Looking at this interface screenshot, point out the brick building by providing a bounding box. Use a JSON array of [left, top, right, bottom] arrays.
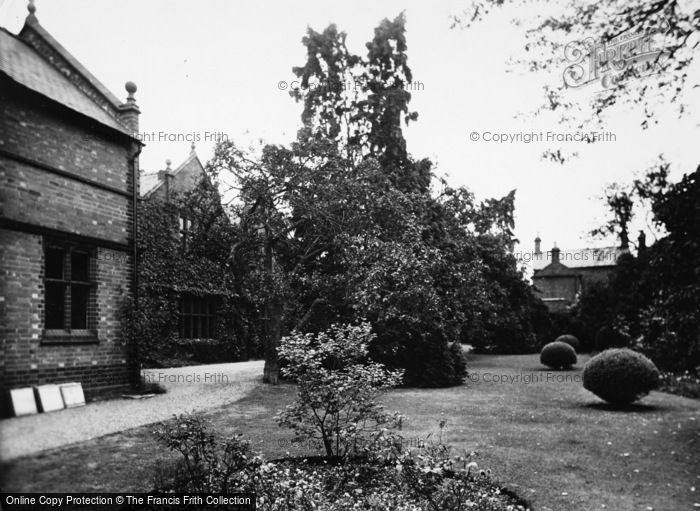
[[140, 147, 225, 344], [0, 2, 142, 405], [136, 147, 249, 363], [141, 144, 206, 202], [530, 236, 622, 312]]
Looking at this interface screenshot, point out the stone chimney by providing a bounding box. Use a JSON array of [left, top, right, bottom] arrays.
[[534, 235, 541, 255], [118, 81, 140, 135], [158, 159, 174, 199], [551, 244, 560, 264]]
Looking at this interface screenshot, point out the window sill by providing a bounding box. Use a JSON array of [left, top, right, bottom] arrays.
[[42, 330, 99, 345]]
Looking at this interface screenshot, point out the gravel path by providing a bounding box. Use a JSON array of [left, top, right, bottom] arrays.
[[0, 360, 264, 460]]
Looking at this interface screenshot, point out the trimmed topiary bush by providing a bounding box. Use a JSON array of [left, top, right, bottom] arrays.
[[540, 341, 577, 369], [555, 334, 580, 351], [583, 348, 660, 405]]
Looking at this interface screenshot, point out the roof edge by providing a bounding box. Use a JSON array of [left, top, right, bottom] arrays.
[[18, 15, 127, 124]]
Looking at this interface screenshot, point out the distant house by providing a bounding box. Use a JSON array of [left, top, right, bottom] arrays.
[[138, 148, 242, 361], [0, 2, 142, 402], [141, 144, 206, 202], [530, 236, 623, 312]]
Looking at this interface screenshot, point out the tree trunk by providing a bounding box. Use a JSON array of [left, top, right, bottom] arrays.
[[263, 356, 280, 384], [262, 235, 283, 384], [263, 299, 283, 384]]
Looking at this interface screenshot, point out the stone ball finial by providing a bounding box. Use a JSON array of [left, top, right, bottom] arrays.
[[165, 159, 172, 169], [27, 0, 36, 14], [125, 81, 137, 100]]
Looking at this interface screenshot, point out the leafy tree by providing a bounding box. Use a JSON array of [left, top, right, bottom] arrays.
[[590, 159, 672, 248], [212, 13, 548, 384], [590, 183, 635, 249], [209, 138, 398, 383], [453, 0, 700, 127], [639, 165, 700, 370], [576, 164, 700, 370], [292, 13, 430, 193], [453, 0, 699, 162]]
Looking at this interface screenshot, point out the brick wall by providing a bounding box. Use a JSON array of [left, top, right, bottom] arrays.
[[0, 86, 134, 245], [0, 84, 137, 406], [1, 158, 131, 244], [0, 86, 131, 192], [0, 231, 132, 398]]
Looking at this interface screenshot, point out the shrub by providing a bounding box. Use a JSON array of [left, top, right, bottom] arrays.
[[277, 323, 404, 459], [635, 304, 700, 373], [594, 326, 630, 351], [583, 348, 660, 405], [659, 366, 700, 399], [153, 414, 530, 510], [540, 341, 577, 369], [153, 414, 259, 492], [658, 368, 700, 399], [371, 321, 468, 387], [447, 342, 468, 383], [555, 334, 580, 351]]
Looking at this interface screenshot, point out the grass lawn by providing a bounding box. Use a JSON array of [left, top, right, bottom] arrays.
[[1, 353, 698, 510]]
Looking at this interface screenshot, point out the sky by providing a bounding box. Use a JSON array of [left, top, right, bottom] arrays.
[[1, 0, 698, 261]]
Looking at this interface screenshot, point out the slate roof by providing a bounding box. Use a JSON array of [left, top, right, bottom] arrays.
[[0, 12, 131, 135], [528, 247, 622, 272], [140, 172, 163, 197], [140, 151, 204, 198]]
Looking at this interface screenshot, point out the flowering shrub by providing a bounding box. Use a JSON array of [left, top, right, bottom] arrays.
[[153, 414, 260, 492], [658, 368, 700, 399], [277, 323, 405, 459], [152, 414, 530, 510]]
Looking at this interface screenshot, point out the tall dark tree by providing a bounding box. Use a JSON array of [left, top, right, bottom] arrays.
[[209, 138, 412, 383], [575, 164, 700, 370], [590, 183, 635, 249], [292, 13, 430, 193]]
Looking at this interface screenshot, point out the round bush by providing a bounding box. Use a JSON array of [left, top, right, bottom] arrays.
[[583, 348, 660, 405], [555, 334, 580, 351], [540, 341, 577, 369]]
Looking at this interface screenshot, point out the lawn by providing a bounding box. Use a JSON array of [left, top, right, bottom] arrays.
[[1, 353, 698, 511]]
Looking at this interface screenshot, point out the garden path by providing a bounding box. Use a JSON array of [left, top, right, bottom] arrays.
[[0, 360, 264, 460]]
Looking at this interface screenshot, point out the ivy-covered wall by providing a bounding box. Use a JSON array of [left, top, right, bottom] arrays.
[[128, 179, 262, 368]]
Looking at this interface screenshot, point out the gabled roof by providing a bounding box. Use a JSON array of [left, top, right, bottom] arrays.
[[530, 246, 622, 272], [140, 172, 163, 197], [532, 261, 584, 278], [0, 7, 132, 135], [140, 150, 206, 198]]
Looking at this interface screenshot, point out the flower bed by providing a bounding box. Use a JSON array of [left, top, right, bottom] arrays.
[[152, 324, 530, 510], [153, 414, 530, 511], [658, 369, 700, 399]]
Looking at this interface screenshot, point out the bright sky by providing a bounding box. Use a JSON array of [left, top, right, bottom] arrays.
[[1, 0, 698, 259]]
